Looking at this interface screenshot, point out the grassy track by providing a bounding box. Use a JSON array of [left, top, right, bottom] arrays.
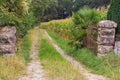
[[39, 30, 86, 80], [46, 30, 120, 80]]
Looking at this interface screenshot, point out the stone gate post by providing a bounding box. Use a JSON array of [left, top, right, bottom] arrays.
[[97, 20, 117, 57], [0, 27, 17, 55]]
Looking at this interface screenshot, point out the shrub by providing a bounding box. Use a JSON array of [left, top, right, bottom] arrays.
[[16, 12, 36, 37], [107, 0, 120, 33], [71, 7, 100, 49], [0, 0, 36, 37]]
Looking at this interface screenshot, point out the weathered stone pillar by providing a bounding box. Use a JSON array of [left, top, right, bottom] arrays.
[[0, 27, 17, 54], [97, 20, 117, 57]]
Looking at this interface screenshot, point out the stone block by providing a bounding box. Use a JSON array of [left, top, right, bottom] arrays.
[[98, 45, 113, 57], [97, 36, 115, 45], [97, 20, 117, 28], [0, 27, 16, 54], [114, 41, 120, 55], [98, 28, 115, 36], [97, 20, 117, 57]]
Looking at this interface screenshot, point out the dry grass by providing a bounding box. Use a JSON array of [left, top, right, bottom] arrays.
[[0, 55, 25, 80]]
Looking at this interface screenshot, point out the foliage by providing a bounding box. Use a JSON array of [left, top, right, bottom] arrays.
[[0, 0, 36, 37], [107, 0, 120, 33], [40, 7, 107, 50], [57, 0, 73, 18], [73, 0, 110, 12], [47, 30, 120, 80], [40, 18, 74, 39], [71, 7, 102, 49], [32, 0, 73, 22], [32, 0, 58, 21]]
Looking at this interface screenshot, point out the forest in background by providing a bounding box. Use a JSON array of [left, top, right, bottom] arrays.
[[0, 0, 110, 37]]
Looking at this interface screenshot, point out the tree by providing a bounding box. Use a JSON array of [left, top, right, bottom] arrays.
[[32, 0, 58, 21], [57, 0, 73, 18], [73, 0, 110, 12], [107, 0, 120, 33]]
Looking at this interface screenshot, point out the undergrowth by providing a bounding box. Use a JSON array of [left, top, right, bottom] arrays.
[[39, 36, 86, 80], [47, 30, 120, 80]]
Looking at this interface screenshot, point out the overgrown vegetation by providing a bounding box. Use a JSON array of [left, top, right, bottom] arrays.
[[41, 7, 107, 51], [47, 30, 120, 80], [0, 0, 36, 37], [40, 18, 74, 39], [39, 37, 86, 80], [71, 7, 100, 49]]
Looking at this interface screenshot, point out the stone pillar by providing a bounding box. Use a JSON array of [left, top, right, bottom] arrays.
[[0, 27, 17, 54], [97, 20, 117, 57]]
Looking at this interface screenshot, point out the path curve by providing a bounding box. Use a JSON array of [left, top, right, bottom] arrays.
[[43, 29, 110, 80], [19, 28, 46, 80]]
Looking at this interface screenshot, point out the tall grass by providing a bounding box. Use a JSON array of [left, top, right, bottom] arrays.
[[47, 30, 120, 80], [39, 38, 86, 80], [0, 56, 25, 80], [40, 18, 74, 39]]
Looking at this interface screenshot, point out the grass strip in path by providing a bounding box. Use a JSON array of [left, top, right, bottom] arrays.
[[18, 28, 46, 80], [39, 30, 86, 80]]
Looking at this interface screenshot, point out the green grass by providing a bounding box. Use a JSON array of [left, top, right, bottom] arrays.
[[18, 30, 34, 62], [39, 37, 86, 80], [47, 30, 120, 80]]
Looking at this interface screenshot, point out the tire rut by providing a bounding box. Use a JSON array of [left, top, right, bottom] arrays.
[[18, 28, 46, 80]]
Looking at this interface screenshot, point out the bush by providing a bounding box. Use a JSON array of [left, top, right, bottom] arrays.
[[71, 7, 101, 49], [16, 12, 36, 37], [0, 0, 36, 37], [107, 0, 120, 33], [71, 7, 100, 49]]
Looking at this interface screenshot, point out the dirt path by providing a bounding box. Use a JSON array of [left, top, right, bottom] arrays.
[[42, 29, 110, 80], [19, 28, 46, 80]]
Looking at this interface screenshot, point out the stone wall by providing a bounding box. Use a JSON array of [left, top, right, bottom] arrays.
[[0, 27, 17, 54], [97, 20, 117, 57]]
